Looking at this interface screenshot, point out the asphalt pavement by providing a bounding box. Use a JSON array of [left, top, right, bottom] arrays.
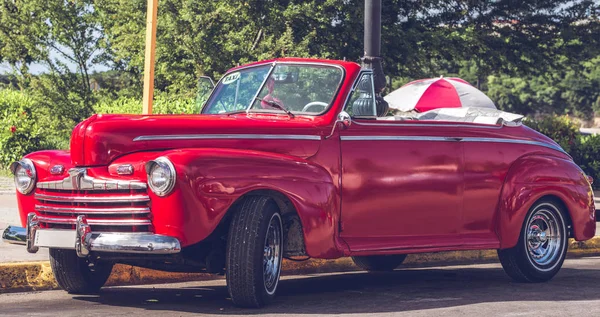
[[1, 258, 600, 316]]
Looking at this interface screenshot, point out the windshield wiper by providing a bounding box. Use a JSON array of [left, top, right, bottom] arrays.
[[254, 97, 295, 118]]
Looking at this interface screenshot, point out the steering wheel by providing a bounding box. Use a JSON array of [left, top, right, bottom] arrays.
[[301, 101, 328, 113]]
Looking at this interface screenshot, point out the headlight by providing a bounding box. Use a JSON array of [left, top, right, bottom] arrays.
[[9, 159, 36, 194], [145, 157, 176, 196]]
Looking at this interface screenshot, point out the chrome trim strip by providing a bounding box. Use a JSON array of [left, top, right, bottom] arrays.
[[461, 137, 567, 155], [36, 216, 152, 226], [2, 226, 26, 245], [35, 205, 151, 215], [35, 193, 150, 204], [340, 136, 568, 155], [133, 134, 322, 142], [370, 73, 377, 116], [341, 136, 456, 142], [37, 168, 146, 191], [351, 119, 506, 129]]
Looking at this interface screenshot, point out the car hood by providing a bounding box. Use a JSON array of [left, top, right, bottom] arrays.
[[70, 113, 325, 166]]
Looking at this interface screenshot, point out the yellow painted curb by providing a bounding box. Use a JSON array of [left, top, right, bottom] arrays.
[[2, 237, 599, 294]]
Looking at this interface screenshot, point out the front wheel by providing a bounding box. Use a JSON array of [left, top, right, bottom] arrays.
[[49, 249, 113, 294], [226, 196, 283, 308], [498, 199, 568, 283]]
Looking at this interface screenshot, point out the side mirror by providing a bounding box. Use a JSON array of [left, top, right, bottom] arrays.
[[338, 111, 351, 128], [325, 111, 352, 139]]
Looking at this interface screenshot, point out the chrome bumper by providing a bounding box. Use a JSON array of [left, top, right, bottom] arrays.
[[2, 212, 181, 257], [2, 225, 26, 245]]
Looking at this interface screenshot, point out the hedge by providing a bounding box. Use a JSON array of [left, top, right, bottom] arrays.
[[0, 90, 48, 169], [525, 116, 600, 189]]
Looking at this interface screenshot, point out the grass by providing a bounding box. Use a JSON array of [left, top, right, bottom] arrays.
[[0, 169, 11, 178]]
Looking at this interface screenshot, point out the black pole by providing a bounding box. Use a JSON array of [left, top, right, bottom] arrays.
[[363, 0, 386, 93]]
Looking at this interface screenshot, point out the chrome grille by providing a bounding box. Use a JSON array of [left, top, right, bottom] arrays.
[[34, 169, 152, 232]]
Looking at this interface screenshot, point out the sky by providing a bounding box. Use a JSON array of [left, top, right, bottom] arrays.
[[0, 50, 110, 75]]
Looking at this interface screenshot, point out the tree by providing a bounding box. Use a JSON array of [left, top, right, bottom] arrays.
[[0, 0, 104, 133]]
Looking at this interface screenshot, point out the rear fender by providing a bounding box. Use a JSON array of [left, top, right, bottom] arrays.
[[497, 154, 595, 249], [150, 148, 343, 258]]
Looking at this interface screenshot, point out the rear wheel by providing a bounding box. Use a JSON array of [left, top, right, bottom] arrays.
[[49, 249, 113, 294], [351, 254, 407, 272], [226, 196, 283, 308], [498, 199, 568, 282]]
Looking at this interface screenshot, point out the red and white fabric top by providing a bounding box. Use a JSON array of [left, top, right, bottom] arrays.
[[384, 77, 496, 112]]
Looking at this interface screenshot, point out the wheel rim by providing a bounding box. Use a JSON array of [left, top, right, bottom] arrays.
[[525, 204, 564, 270], [263, 213, 282, 295]]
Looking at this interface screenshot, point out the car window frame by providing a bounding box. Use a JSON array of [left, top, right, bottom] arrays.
[[201, 61, 347, 116]]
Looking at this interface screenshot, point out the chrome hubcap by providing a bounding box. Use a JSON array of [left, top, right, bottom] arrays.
[[526, 206, 563, 268], [263, 213, 282, 295]]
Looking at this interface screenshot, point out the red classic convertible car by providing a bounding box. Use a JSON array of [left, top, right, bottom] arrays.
[[2, 57, 596, 307]]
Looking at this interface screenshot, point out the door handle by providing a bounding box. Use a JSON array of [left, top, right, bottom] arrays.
[[445, 137, 463, 142]]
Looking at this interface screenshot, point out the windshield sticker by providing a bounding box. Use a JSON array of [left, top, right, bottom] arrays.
[[222, 72, 241, 85]]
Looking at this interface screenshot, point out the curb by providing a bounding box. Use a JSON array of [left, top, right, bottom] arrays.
[[2, 237, 600, 294]]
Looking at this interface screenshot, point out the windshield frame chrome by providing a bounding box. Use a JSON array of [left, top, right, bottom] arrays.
[[201, 61, 346, 116]]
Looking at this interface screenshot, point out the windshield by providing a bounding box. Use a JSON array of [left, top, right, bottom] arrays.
[[202, 63, 344, 115]]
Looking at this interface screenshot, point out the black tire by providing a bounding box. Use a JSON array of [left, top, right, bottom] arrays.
[[351, 254, 407, 272], [49, 249, 113, 294], [226, 196, 283, 308], [497, 199, 568, 283]]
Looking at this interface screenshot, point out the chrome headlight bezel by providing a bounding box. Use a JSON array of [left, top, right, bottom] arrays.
[[10, 158, 37, 195], [145, 157, 176, 197]]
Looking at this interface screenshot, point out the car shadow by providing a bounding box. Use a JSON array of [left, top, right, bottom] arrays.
[[72, 264, 600, 315]]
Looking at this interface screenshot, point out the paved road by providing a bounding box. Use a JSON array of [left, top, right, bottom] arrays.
[[1, 258, 600, 316]]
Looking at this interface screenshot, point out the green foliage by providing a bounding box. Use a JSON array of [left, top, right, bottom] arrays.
[[524, 116, 580, 153], [94, 94, 197, 115], [525, 115, 600, 189], [486, 57, 600, 117], [577, 135, 600, 190], [0, 90, 47, 168]]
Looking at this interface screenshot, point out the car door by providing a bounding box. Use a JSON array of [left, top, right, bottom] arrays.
[[339, 71, 465, 252]]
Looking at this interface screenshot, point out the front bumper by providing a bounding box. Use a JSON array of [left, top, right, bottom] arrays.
[[2, 212, 181, 257]]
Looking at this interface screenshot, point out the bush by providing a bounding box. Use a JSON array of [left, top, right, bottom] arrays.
[[523, 116, 580, 154], [94, 93, 198, 115], [0, 90, 48, 168], [577, 135, 600, 190], [525, 115, 600, 189]]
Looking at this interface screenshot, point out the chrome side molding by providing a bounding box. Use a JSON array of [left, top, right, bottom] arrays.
[[133, 134, 322, 142]]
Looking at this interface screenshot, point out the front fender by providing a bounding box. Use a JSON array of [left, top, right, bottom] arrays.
[[497, 154, 596, 249], [149, 148, 342, 258]]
